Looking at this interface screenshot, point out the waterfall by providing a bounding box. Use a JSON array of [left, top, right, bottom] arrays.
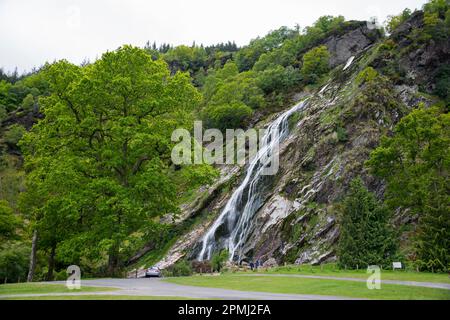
[[197, 100, 308, 262]]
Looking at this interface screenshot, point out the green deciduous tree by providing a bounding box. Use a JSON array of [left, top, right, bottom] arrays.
[[301, 45, 330, 84], [0, 241, 30, 283], [0, 200, 20, 241], [202, 103, 253, 132], [386, 9, 412, 33], [20, 45, 203, 279], [256, 65, 302, 93]]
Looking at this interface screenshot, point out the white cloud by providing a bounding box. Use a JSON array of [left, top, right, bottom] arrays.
[[0, 0, 427, 73]]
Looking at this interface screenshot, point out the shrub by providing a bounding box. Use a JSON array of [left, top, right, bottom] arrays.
[[211, 250, 229, 272], [434, 64, 450, 102], [301, 45, 330, 84], [336, 126, 348, 142], [385, 9, 412, 33], [162, 260, 193, 277], [256, 65, 302, 93], [0, 200, 20, 240], [4, 124, 26, 146], [355, 67, 379, 86], [202, 103, 253, 131], [0, 105, 6, 121], [55, 269, 68, 281], [0, 241, 30, 283], [21, 93, 35, 111]]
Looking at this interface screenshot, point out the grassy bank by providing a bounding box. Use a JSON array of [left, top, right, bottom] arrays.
[[240, 264, 450, 284], [0, 283, 117, 296], [165, 274, 450, 300]]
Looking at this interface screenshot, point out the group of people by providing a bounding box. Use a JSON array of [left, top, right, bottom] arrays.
[[249, 260, 261, 271]]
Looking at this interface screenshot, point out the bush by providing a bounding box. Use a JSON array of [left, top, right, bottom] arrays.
[[434, 64, 450, 102], [162, 260, 193, 277], [55, 269, 68, 281], [21, 93, 35, 111], [336, 126, 348, 142], [0, 200, 20, 240], [0, 241, 30, 283], [385, 9, 412, 33], [202, 103, 253, 131], [191, 260, 213, 273], [4, 124, 26, 146], [0, 105, 6, 121], [256, 65, 302, 93], [211, 250, 229, 272], [301, 45, 330, 84], [356, 67, 379, 85]]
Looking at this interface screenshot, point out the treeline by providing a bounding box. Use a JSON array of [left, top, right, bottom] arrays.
[[337, 0, 449, 272]]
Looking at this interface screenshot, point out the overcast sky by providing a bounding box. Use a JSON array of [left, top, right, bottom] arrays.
[[0, 0, 427, 74]]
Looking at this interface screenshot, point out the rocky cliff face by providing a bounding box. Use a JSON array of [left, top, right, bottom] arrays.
[[154, 13, 446, 268]]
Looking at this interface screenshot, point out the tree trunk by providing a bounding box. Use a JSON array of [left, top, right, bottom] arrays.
[[107, 244, 119, 277], [27, 230, 38, 282], [46, 244, 56, 281]]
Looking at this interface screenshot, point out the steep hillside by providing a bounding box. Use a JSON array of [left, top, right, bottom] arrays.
[[153, 10, 448, 270]]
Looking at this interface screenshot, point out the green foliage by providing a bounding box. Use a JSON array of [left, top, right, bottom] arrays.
[[3, 124, 26, 146], [355, 67, 379, 85], [312, 15, 346, 33], [19, 46, 207, 276], [386, 9, 412, 33], [336, 126, 348, 142], [301, 45, 330, 84], [164, 45, 207, 74], [211, 250, 229, 272], [0, 200, 20, 241], [256, 65, 301, 93], [162, 260, 193, 277], [337, 178, 397, 269], [434, 64, 450, 102], [0, 241, 30, 283], [421, 0, 450, 42], [21, 93, 35, 111], [423, 0, 448, 16], [203, 62, 265, 110], [0, 105, 6, 122], [367, 105, 449, 272], [346, 69, 402, 122], [236, 26, 299, 72], [202, 103, 253, 131]]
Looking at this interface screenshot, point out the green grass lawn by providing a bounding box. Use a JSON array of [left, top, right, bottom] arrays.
[[0, 283, 118, 296], [165, 274, 450, 300], [252, 264, 450, 284], [3, 295, 199, 300]]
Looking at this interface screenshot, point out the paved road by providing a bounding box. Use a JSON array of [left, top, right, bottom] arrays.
[[246, 274, 450, 290], [0, 278, 360, 300], [2, 274, 449, 300]]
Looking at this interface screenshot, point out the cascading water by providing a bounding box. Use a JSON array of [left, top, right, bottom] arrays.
[[197, 100, 308, 262]]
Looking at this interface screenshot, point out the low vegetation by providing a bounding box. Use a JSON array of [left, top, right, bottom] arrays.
[[165, 274, 450, 300]]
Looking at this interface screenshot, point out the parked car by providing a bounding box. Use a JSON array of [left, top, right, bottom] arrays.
[[145, 266, 161, 278]]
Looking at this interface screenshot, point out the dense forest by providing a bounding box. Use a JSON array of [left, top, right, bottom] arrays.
[[0, 0, 448, 283]]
